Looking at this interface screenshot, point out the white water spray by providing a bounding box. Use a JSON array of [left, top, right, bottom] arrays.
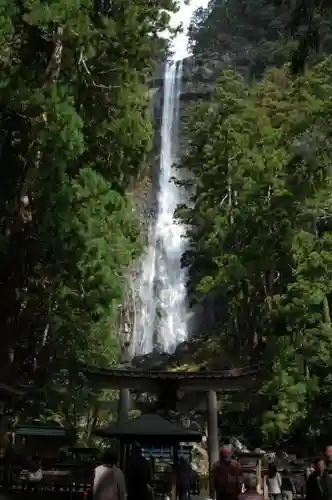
[[131, 58, 188, 356]]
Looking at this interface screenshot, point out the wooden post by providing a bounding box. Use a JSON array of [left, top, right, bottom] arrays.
[[207, 390, 219, 499], [117, 330, 131, 423], [118, 331, 131, 469], [118, 390, 130, 469], [118, 389, 130, 422], [172, 444, 179, 500], [256, 458, 262, 493]]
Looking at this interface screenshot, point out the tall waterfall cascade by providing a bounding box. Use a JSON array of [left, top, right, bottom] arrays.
[[131, 57, 188, 356]]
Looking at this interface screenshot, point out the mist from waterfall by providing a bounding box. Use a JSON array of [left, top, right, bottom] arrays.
[[131, 58, 188, 356]]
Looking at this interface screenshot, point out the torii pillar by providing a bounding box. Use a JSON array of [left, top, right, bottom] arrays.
[[118, 336, 131, 421], [207, 390, 219, 498], [117, 332, 131, 469]]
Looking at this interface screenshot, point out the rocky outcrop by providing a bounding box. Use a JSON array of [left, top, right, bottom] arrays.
[[150, 53, 227, 99], [130, 335, 237, 376], [131, 339, 201, 370]]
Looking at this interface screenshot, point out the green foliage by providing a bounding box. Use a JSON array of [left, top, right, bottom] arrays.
[[266, 0, 332, 72], [188, 0, 332, 78], [188, 0, 293, 79], [178, 58, 332, 446], [0, 0, 176, 423]]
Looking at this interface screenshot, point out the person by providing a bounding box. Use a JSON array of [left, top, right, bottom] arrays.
[[21, 454, 43, 484], [281, 469, 296, 500], [239, 474, 263, 500], [326, 447, 332, 477], [27, 459, 43, 483], [175, 457, 194, 500], [266, 464, 282, 500], [306, 456, 332, 500], [93, 450, 126, 500], [212, 446, 241, 500], [126, 443, 153, 500], [304, 462, 314, 484]]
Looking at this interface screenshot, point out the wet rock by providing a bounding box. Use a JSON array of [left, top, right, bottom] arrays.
[[130, 338, 202, 370], [131, 350, 171, 370], [174, 340, 193, 357]]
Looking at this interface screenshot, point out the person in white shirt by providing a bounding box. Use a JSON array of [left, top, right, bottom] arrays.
[[266, 464, 282, 500], [27, 455, 43, 483], [93, 450, 126, 500]]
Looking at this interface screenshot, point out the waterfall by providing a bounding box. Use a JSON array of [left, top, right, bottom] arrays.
[[131, 59, 188, 356]]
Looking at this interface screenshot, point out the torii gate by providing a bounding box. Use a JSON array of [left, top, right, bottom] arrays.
[[82, 363, 260, 496]]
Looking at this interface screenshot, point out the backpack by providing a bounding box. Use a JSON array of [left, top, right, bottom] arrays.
[[214, 460, 239, 494], [281, 476, 295, 493]]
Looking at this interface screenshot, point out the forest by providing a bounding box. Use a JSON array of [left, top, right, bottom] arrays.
[[1, 0, 332, 450], [0, 0, 176, 438], [181, 0, 332, 448]]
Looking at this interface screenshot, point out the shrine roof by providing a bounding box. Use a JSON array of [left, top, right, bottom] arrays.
[[15, 420, 69, 438], [94, 413, 203, 443]]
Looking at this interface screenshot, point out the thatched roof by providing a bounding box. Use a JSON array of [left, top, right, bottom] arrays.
[[94, 413, 203, 443]]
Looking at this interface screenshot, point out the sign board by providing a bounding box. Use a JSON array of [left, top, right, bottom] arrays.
[[142, 444, 193, 459]]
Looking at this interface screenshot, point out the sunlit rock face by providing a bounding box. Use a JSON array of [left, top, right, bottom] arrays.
[[123, 54, 217, 351]]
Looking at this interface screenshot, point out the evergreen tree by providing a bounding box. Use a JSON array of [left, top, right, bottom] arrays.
[[189, 0, 332, 77], [178, 59, 332, 445], [188, 0, 293, 79], [0, 0, 176, 413], [267, 0, 332, 72]]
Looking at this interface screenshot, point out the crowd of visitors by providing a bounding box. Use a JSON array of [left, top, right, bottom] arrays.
[[92, 444, 199, 500], [211, 445, 332, 500], [91, 443, 332, 500]]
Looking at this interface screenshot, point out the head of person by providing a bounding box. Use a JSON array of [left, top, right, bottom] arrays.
[[220, 446, 231, 462], [326, 446, 332, 468], [314, 456, 325, 475], [282, 468, 289, 476], [268, 464, 278, 478], [102, 449, 118, 468], [243, 474, 257, 493]]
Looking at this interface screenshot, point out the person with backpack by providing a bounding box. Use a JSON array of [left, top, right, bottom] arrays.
[[266, 464, 282, 500], [281, 469, 296, 500], [212, 446, 241, 500], [126, 444, 153, 500], [175, 457, 194, 500], [93, 450, 126, 500]]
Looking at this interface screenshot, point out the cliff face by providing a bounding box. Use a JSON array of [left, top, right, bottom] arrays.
[[120, 55, 216, 355], [151, 55, 218, 100], [117, 86, 162, 345]]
